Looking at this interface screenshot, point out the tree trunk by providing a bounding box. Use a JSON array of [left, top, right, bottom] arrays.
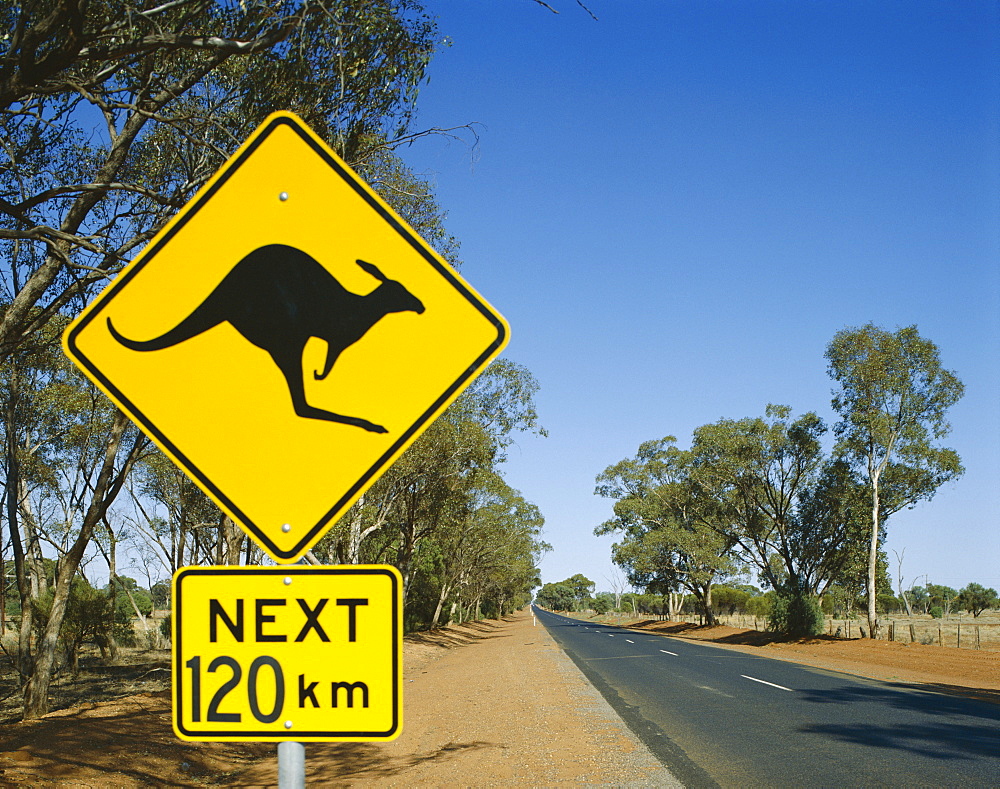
[[396, 518, 416, 604], [701, 584, 717, 626], [867, 470, 881, 640], [219, 515, 244, 565], [23, 411, 136, 719], [430, 582, 452, 629], [6, 383, 37, 680]]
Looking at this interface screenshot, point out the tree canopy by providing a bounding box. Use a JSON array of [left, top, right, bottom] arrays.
[[826, 323, 964, 639], [594, 325, 965, 639], [1, 0, 548, 721]]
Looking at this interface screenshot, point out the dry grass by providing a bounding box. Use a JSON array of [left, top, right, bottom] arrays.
[[599, 610, 1000, 651]]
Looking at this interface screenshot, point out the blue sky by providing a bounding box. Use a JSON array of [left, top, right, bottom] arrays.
[[401, 1, 1000, 594]]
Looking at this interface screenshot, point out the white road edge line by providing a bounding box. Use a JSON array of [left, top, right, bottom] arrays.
[[741, 674, 793, 691], [659, 649, 678, 656]]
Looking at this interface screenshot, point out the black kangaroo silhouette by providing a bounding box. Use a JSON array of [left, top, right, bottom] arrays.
[[107, 243, 424, 434]]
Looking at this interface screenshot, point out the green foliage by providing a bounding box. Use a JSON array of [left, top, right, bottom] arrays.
[[925, 584, 958, 614], [691, 405, 829, 593], [160, 613, 172, 640], [595, 436, 741, 625], [536, 582, 575, 611], [820, 585, 855, 617], [150, 582, 170, 610], [32, 576, 114, 670], [768, 588, 824, 639], [826, 324, 964, 638], [711, 585, 753, 615], [745, 592, 774, 619], [929, 606, 944, 619], [957, 583, 999, 617], [2, 0, 515, 719]]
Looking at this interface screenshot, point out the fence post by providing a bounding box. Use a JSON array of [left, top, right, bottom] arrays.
[[957, 622, 961, 649], [976, 626, 980, 650], [938, 623, 942, 646], [909, 624, 916, 643]]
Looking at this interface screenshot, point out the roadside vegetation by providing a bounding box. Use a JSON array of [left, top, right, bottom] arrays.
[[538, 578, 998, 629], [0, 0, 547, 722], [587, 327, 968, 641]]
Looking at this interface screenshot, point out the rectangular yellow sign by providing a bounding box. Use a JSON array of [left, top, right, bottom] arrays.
[[172, 566, 401, 742]]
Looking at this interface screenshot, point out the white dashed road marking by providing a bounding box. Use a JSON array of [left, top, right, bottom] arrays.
[[660, 649, 678, 656], [741, 674, 793, 691]]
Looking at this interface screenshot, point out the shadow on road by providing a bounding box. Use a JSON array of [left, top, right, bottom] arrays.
[[796, 681, 1000, 760], [800, 719, 999, 761]]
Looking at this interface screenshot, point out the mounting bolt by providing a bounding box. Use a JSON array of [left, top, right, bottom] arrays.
[[284, 720, 293, 729], [279, 191, 289, 201], [283, 577, 292, 586], [281, 523, 291, 533]]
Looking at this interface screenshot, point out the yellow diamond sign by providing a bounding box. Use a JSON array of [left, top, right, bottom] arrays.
[[63, 112, 508, 563]]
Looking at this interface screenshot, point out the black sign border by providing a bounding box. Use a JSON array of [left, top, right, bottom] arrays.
[[65, 114, 507, 561], [172, 566, 400, 740]]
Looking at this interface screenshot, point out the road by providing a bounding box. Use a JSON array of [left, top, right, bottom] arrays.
[[534, 607, 1000, 788]]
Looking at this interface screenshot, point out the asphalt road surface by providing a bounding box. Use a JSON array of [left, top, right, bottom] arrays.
[[534, 607, 1000, 788]]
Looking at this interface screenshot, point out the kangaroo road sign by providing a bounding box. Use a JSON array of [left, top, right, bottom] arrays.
[[172, 566, 401, 742], [63, 112, 509, 562]]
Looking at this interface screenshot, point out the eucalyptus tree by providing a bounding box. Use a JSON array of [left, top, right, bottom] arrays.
[[1, 0, 443, 719], [956, 583, 998, 618], [596, 437, 741, 624], [316, 360, 544, 583], [426, 476, 544, 627], [1, 0, 440, 361], [460, 484, 545, 620], [535, 581, 574, 611], [826, 324, 964, 639], [0, 327, 147, 716], [689, 406, 829, 595], [128, 448, 246, 574], [1, 313, 72, 675]]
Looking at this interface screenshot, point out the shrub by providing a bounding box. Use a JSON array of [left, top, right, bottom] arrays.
[[746, 592, 773, 619], [160, 613, 172, 640], [768, 589, 824, 638], [929, 606, 944, 619]]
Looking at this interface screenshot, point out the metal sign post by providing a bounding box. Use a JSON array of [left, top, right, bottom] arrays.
[[278, 741, 305, 788]]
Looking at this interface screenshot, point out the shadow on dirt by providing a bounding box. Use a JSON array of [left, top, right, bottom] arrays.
[[0, 656, 171, 725], [0, 616, 523, 785], [406, 619, 509, 651], [0, 690, 271, 786], [219, 740, 501, 785]]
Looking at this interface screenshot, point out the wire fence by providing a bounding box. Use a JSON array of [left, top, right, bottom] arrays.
[[696, 612, 999, 650], [595, 610, 1000, 651]]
